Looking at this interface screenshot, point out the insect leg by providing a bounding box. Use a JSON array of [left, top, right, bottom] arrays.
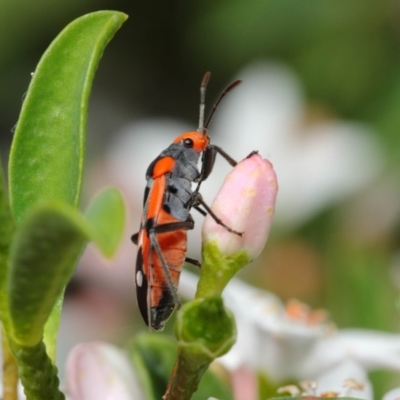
[[132, 217, 195, 245], [193, 206, 207, 217], [152, 220, 201, 268], [152, 219, 195, 235], [149, 231, 181, 309], [185, 257, 201, 268], [195, 144, 238, 192], [210, 144, 238, 167], [193, 192, 243, 236], [153, 220, 201, 266]]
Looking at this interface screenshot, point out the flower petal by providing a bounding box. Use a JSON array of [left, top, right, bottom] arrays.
[[303, 329, 400, 377], [66, 342, 144, 400], [383, 386, 400, 400], [202, 153, 278, 259], [316, 359, 372, 399]]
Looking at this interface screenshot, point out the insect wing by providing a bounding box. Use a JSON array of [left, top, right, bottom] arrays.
[[135, 175, 186, 330]]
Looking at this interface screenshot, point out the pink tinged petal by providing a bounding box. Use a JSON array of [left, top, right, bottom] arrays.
[[202, 153, 278, 259], [66, 342, 144, 400], [231, 365, 258, 400]]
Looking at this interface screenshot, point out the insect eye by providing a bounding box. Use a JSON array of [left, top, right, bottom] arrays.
[[183, 138, 194, 148]]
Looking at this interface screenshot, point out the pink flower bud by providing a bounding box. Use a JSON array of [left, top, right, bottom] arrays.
[[66, 342, 144, 400], [202, 153, 278, 259]]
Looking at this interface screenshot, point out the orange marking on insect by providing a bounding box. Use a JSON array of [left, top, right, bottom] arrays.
[[146, 176, 166, 220], [152, 156, 175, 178], [173, 131, 210, 152]]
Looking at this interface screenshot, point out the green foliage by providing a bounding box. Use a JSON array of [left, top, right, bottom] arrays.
[[0, 159, 15, 330], [8, 188, 125, 347], [8, 11, 127, 223], [0, 10, 127, 399]]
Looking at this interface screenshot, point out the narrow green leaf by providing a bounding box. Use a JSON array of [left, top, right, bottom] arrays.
[[9, 203, 86, 346], [0, 156, 15, 328], [43, 186, 126, 358], [8, 10, 128, 223], [43, 295, 64, 362], [85, 187, 126, 257], [8, 187, 125, 346]]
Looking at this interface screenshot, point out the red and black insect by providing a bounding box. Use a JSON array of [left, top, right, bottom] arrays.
[[131, 73, 242, 330]]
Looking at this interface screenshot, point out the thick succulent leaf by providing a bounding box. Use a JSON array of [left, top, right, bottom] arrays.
[[8, 187, 125, 347], [85, 187, 126, 257], [43, 186, 126, 359], [8, 10, 127, 223], [0, 157, 15, 329], [43, 295, 64, 362]]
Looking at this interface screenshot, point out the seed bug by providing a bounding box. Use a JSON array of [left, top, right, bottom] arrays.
[[132, 73, 242, 330]]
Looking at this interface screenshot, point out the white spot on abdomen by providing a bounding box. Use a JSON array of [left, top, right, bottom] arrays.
[[136, 271, 143, 287]]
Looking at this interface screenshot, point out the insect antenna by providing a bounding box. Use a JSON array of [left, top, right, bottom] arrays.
[[198, 71, 211, 133], [203, 78, 242, 131]]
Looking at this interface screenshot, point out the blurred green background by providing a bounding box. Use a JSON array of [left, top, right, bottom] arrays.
[[2, 0, 400, 397]]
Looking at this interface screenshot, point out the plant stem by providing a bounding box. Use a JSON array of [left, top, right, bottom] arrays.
[[163, 346, 210, 400], [163, 298, 236, 400], [2, 327, 18, 400], [11, 339, 65, 400]]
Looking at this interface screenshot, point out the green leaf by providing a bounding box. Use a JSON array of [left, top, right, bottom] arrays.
[[43, 186, 125, 359], [43, 186, 126, 359], [130, 334, 234, 400], [85, 187, 126, 257], [8, 10, 128, 223], [43, 295, 64, 362], [0, 156, 15, 329], [8, 187, 125, 347]]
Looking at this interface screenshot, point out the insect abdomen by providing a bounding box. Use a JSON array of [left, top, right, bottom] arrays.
[[148, 229, 187, 330]]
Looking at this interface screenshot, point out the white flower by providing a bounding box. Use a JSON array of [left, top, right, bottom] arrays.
[[278, 360, 373, 399], [383, 386, 400, 400], [179, 271, 400, 385], [303, 328, 400, 376], [313, 360, 372, 399]]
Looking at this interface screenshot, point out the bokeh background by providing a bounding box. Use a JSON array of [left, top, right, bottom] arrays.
[[2, 0, 400, 397]]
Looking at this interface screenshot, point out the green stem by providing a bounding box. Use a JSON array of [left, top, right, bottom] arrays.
[[164, 297, 236, 400], [195, 241, 250, 299], [11, 339, 64, 400], [163, 345, 211, 400], [2, 328, 18, 400]]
